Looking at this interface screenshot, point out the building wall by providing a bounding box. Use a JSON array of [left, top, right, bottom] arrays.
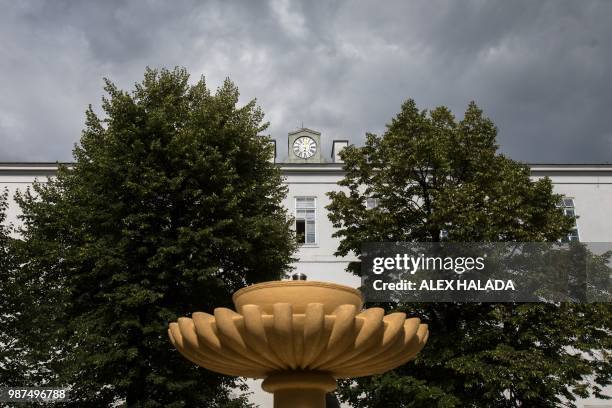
[[1, 162, 611, 407], [531, 165, 612, 242], [0, 164, 59, 232], [281, 164, 358, 286], [282, 163, 612, 287], [2, 163, 612, 282]]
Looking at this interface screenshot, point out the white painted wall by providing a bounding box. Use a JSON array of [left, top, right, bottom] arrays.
[[531, 165, 612, 242], [281, 164, 358, 287], [1, 162, 611, 407], [282, 164, 612, 287], [0, 165, 56, 231]]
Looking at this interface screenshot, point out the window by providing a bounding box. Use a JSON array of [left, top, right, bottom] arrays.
[[332, 140, 348, 163], [296, 197, 316, 244], [439, 229, 449, 240], [366, 197, 380, 209], [557, 197, 579, 242]]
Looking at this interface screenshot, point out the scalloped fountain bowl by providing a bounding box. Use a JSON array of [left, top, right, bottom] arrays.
[[168, 280, 429, 408], [233, 280, 364, 315]]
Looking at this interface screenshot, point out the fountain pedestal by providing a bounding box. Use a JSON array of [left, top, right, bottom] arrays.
[[168, 280, 428, 408], [262, 372, 336, 408]]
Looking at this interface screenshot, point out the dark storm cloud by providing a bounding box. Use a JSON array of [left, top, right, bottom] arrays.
[[0, 0, 610, 163]]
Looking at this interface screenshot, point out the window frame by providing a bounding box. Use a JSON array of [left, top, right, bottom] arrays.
[[366, 197, 380, 210], [557, 197, 580, 242], [295, 196, 317, 246]]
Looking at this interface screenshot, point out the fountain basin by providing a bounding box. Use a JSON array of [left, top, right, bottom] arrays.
[[168, 280, 429, 408], [232, 280, 363, 315]]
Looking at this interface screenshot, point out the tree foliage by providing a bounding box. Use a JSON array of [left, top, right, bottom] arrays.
[[327, 99, 612, 407], [0, 190, 24, 383], [8, 67, 296, 407]]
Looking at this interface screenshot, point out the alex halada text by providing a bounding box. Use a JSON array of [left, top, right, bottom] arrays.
[[372, 279, 516, 291]]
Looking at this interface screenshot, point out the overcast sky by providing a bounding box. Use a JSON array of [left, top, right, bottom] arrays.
[[1, 0, 611, 163]]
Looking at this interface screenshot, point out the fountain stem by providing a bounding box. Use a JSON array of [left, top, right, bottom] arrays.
[[273, 389, 325, 408], [262, 371, 336, 408]]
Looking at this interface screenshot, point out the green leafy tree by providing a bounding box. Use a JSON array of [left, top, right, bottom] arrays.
[[12, 67, 296, 407], [0, 190, 11, 365], [0, 189, 23, 383], [327, 99, 612, 407], [1, 187, 69, 400]]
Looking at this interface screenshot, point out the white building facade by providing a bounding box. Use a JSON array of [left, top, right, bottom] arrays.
[[2, 130, 612, 283], [281, 130, 612, 289], [1, 129, 611, 407]]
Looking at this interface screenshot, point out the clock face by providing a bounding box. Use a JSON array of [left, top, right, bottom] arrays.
[[293, 136, 317, 159]]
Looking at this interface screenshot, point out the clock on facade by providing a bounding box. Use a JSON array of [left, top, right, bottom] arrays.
[[293, 136, 317, 159]]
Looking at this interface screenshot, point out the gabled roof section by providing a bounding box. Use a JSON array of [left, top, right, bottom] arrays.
[[287, 127, 321, 137]]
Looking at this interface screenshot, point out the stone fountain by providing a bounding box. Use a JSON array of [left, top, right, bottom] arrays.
[[168, 279, 428, 408]]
